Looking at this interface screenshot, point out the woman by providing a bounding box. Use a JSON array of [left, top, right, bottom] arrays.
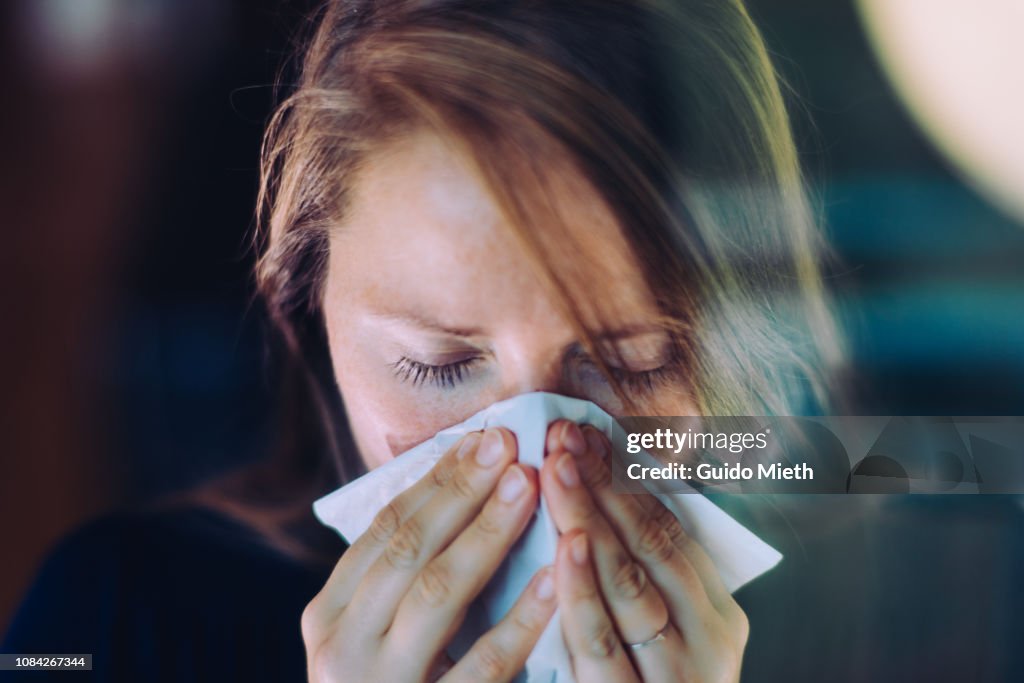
[[4, 1, 840, 681], [256, 0, 839, 681]]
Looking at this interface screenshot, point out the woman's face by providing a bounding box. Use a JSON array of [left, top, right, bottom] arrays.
[[323, 129, 696, 469]]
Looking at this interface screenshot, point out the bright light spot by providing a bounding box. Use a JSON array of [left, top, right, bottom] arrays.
[[858, 0, 1024, 223]]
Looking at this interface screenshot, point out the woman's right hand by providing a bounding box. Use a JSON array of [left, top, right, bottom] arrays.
[[302, 428, 556, 683]]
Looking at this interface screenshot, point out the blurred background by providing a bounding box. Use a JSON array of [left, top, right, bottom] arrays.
[[2, 0, 1022, 642]]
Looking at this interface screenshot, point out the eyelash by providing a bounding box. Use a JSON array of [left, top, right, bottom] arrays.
[[390, 356, 483, 389], [391, 354, 678, 393], [607, 364, 675, 393]]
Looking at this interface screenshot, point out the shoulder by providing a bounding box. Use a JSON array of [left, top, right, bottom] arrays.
[[4, 506, 335, 682]]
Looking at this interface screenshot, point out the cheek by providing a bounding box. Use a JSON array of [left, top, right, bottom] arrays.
[[327, 327, 497, 468], [339, 382, 442, 468]]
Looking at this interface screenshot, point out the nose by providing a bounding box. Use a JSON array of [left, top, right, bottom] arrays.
[[494, 345, 572, 401], [510, 360, 566, 398]]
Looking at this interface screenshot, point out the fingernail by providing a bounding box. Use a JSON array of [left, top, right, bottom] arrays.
[[556, 452, 580, 488], [584, 428, 607, 459], [498, 466, 526, 502], [456, 432, 483, 460], [561, 422, 587, 457], [535, 569, 555, 600], [571, 534, 589, 565], [476, 429, 505, 467]]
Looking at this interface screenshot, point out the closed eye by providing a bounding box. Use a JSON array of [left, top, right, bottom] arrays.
[[390, 356, 484, 389], [595, 360, 676, 394], [570, 346, 679, 395]]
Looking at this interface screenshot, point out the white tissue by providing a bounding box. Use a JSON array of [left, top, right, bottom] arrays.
[[313, 392, 782, 682]]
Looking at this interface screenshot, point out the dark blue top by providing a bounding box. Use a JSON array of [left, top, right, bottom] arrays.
[[3, 508, 333, 682], [4, 497, 1023, 682]]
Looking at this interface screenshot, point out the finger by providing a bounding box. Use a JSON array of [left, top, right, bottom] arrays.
[[638, 494, 749, 641], [541, 421, 669, 645], [347, 427, 518, 636], [305, 431, 483, 631], [625, 622, 687, 683], [581, 426, 732, 612], [426, 652, 455, 682], [579, 427, 747, 642], [634, 491, 731, 607], [388, 464, 540, 658], [579, 428, 750, 677], [556, 532, 639, 683], [441, 567, 557, 683]]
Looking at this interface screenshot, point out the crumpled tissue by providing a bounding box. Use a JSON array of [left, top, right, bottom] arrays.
[[313, 392, 781, 682]]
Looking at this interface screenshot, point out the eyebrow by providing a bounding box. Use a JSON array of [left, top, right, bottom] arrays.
[[369, 311, 666, 342], [368, 312, 484, 339]]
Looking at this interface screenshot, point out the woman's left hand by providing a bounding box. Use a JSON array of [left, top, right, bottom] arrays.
[[540, 421, 749, 683]]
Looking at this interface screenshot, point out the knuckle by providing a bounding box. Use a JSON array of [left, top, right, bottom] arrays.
[[413, 561, 452, 607], [652, 504, 693, 550], [637, 513, 676, 562], [708, 622, 740, 670], [571, 574, 600, 600], [650, 500, 674, 526], [729, 601, 751, 646], [610, 558, 648, 600], [575, 501, 602, 525], [300, 599, 322, 642], [510, 602, 544, 635], [430, 461, 454, 488], [384, 518, 424, 569], [586, 620, 620, 659], [702, 650, 740, 683], [579, 456, 613, 490], [665, 520, 687, 545], [447, 468, 478, 502], [473, 507, 504, 538], [470, 639, 510, 681], [309, 641, 344, 683], [674, 556, 703, 594], [668, 524, 692, 551], [676, 530, 699, 560], [368, 502, 402, 545]]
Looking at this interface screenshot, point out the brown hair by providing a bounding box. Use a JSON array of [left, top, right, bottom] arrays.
[[230, 0, 843, 558]]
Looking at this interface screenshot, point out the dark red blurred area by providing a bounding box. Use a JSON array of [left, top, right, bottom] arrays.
[[2, 0, 1022, 639], [0, 0, 316, 633]]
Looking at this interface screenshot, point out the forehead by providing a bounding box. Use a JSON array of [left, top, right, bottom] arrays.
[[331, 129, 658, 325]]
